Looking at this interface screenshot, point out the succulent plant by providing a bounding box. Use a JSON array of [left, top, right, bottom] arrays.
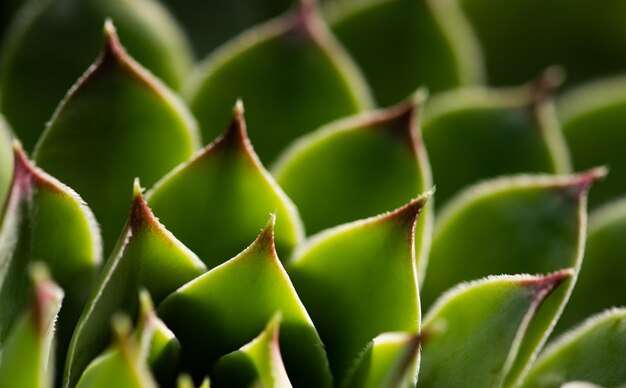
[[1, 0, 626, 387]]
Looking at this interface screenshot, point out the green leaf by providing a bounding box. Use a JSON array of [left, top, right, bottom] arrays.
[[558, 76, 626, 207], [212, 313, 292, 388], [458, 0, 626, 86], [420, 272, 571, 388], [157, 0, 291, 57], [186, 0, 372, 163], [0, 144, 101, 356], [177, 375, 210, 388], [556, 197, 626, 332], [342, 332, 421, 388], [0, 264, 64, 388], [147, 102, 304, 268], [34, 21, 200, 252], [0, 115, 13, 209], [288, 194, 429, 384], [422, 73, 571, 206], [148, 319, 181, 387], [522, 308, 626, 387], [421, 171, 602, 385], [328, 0, 483, 105], [0, 0, 192, 149], [65, 179, 205, 388], [158, 216, 332, 388]]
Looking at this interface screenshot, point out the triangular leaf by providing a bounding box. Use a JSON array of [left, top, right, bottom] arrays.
[[0, 0, 192, 149], [64, 179, 205, 387], [522, 308, 626, 387], [186, 0, 372, 163], [420, 272, 571, 387], [422, 73, 571, 206], [147, 102, 304, 268], [288, 194, 429, 383], [328, 0, 483, 105], [158, 216, 332, 388], [0, 264, 64, 388]]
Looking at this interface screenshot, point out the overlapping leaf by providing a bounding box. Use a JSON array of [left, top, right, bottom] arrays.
[[288, 194, 429, 384], [0, 116, 13, 208], [420, 272, 571, 387], [65, 180, 205, 387], [158, 217, 332, 388], [422, 74, 571, 206], [34, 22, 199, 252], [523, 309, 626, 387], [147, 102, 304, 268], [186, 0, 372, 163], [148, 320, 181, 387], [0, 265, 63, 388], [558, 76, 626, 207], [0, 0, 192, 149], [328, 0, 483, 105]]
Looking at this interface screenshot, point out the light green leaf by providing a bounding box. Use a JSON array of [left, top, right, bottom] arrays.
[[288, 194, 429, 384], [212, 313, 292, 388], [65, 180, 205, 388], [522, 309, 626, 388], [328, 0, 483, 106], [342, 332, 421, 388], [0, 115, 13, 209], [147, 102, 304, 268], [186, 0, 372, 163], [556, 197, 626, 332], [177, 375, 210, 388], [0, 0, 192, 149], [0, 264, 64, 388], [148, 319, 181, 387], [422, 74, 571, 206], [420, 272, 571, 388], [458, 0, 626, 86], [558, 76, 626, 207], [0, 144, 101, 359], [33, 21, 199, 252], [158, 216, 332, 388]]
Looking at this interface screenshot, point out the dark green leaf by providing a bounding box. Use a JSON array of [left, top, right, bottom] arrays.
[[147, 102, 304, 268], [0, 0, 192, 149], [186, 0, 372, 163], [329, 0, 483, 105], [288, 194, 429, 383], [158, 216, 332, 388], [34, 22, 200, 252]]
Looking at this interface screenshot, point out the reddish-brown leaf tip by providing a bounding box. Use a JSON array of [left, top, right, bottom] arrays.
[[562, 167, 608, 199], [379, 190, 433, 230], [129, 178, 161, 233], [29, 263, 64, 336], [519, 269, 573, 302], [249, 214, 278, 258]]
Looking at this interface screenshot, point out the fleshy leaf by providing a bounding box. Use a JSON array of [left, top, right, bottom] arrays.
[[158, 216, 332, 388], [422, 72, 571, 206], [186, 0, 372, 163], [177, 375, 210, 388], [157, 0, 291, 57], [147, 102, 304, 268], [287, 194, 429, 384], [0, 0, 192, 149], [0, 144, 101, 361], [0, 115, 13, 208], [33, 21, 200, 252], [148, 318, 181, 387], [421, 171, 601, 385], [342, 332, 421, 388], [420, 272, 571, 387], [556, 197, 626, 332], [0, 264, 64, 388], [458, 0, 626, 86], [212, 313, 292, 388], [328, 0, 483, 105], [522, 309, 626, 387], [558, 76, 626, 207], [64, 180, 205, 387]]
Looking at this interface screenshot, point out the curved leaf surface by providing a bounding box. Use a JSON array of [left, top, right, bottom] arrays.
[[147, 102, 304, 268], [0, 0, 192, 149], [0, 116, 13, 210], [186, 0, 372, 163], [420, 272, 571, 388], [158, 217, 332, 388], [34, 22, 199, 252], [329, 0, 483, 105], [288, 194, 429, 383]]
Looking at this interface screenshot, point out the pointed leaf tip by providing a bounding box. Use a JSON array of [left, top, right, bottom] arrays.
[[213, 100, 250, 151], [100, 20, 126, 66], [532, 66, 566, 105], [519, 269, 573, 300], [250, 214, 278, 257], [30, 263, 64, 335], [563, 167, 608, 199], [129, 179, 161, 232], [380, 190, 433, 228]]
